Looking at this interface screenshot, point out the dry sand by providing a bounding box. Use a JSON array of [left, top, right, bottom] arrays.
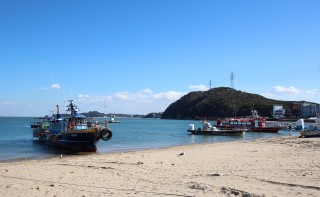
[[1, 136, 320, 197]]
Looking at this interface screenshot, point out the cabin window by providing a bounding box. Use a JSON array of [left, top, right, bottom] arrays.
[[53, 124, 60, 130]]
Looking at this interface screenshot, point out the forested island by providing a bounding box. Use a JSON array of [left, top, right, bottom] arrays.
[[161, 87, 303, 120], [81, 111, 144, 118]]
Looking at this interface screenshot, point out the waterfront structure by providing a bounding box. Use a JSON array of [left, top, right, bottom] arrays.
[[293, 101, 320, 118], [272, 105, 285, 119]]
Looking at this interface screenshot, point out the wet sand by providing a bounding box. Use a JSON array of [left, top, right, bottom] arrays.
[[1, 136, 319, 196]]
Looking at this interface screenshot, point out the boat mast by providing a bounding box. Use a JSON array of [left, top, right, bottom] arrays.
[[67, 100, 79, 116], [104, 101, 108, 117]]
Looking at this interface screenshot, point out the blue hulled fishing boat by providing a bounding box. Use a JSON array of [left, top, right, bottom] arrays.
[[33, 100, 112, 152]]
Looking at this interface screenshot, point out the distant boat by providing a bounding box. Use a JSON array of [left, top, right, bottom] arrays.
[[33, 100, 112, 152], [108, 116, 120, 123], [187, 121, 246, 136]]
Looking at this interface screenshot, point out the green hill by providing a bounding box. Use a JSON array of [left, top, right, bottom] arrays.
[[161, 87, 296, 119]]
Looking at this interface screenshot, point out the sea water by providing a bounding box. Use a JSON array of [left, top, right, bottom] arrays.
[[0, 117, 299, 162]]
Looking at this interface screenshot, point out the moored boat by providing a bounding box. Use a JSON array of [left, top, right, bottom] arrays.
[[249, 117, 282, 133], [216, 115, 282, 133], [108, 116, 120, 123], [33, 100, 113, 152], [298, 116, 320, 138], [300, 130, 320, 138], [187, 121, 246, 136]]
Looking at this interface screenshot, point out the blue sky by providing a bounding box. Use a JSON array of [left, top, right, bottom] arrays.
[[0, 0, 319, 116]]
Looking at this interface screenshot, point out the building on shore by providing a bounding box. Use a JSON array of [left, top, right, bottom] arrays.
[[272, 105, 285, 119], [293, 101, 320, 118], [274, 102, 319, 119]]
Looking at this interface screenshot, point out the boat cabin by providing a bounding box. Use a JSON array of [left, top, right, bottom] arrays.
[[219, 117, 267, 129]]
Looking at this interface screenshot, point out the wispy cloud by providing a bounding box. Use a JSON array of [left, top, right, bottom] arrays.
[[140, 89, 153, 94], [188, 85, 209, 91], [272, 86, 300, 94], [153, 91, 185, 100], [305, 89, 317, 95], [41, 83, 61, 90], [77, 94, 112, 103], [51, 83, 61, 89], [262, 85, 318, 102], [84, 89, 186, 103], [76, 89, 187, 114], [1, 101, 21, 106]]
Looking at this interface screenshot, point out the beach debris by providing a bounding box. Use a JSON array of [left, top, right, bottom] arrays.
[[187, 181, 210, 191], [220, 187, 262, 197], [178, 152, 185, 156]]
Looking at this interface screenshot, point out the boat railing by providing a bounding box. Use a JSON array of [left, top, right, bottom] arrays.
[[73, 124, 88, 130]]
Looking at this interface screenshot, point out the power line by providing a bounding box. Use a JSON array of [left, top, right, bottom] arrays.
[[237, 66, 319, 78], [235, 66, 320, 83], [230, 72, 235, 89]]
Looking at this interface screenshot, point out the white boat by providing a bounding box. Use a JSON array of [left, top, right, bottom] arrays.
[[187, 121, 246, 136], [108, 116, 120, 123], [298, 116, 320, 138]]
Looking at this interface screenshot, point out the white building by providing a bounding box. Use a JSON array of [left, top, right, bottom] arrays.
[[272, 105, 285, 118]]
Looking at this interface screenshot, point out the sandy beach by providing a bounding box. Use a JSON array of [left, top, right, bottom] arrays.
[[1, 136, 319, 197]]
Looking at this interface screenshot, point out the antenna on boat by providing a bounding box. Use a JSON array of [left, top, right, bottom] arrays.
[[51, 71, 54, 115], [64, 100, 66, 114], [67, 100, 79, 116], [62, 83, 67, 114]]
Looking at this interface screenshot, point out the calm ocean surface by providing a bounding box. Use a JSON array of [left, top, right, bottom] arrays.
[[0, 117, 300, 162]]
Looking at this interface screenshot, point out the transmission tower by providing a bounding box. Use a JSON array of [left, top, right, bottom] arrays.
[[230, 72, 235, 89]]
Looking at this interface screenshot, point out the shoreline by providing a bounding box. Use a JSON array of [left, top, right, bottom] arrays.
[[0, 131, 300, 163], [1, 136, 319, 196]]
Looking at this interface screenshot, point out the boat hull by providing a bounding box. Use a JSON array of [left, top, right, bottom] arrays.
[[34, 128, 112, 152], [250, 127, 281, 133], [187, 129, 245, 136], [300, 131, 320, 138]]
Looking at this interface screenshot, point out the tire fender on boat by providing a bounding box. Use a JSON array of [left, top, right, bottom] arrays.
[[51, 135, 59, 143], [101, 129, 113, 141], [54, 135, 59, 142]]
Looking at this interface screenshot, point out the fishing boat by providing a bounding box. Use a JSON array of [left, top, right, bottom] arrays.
[[216, 109, 282, 133], [187, 121, 246, 136], [249, 118, 282, 133], [216, 117, 282, 133], [33, 100, 113, 152]]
